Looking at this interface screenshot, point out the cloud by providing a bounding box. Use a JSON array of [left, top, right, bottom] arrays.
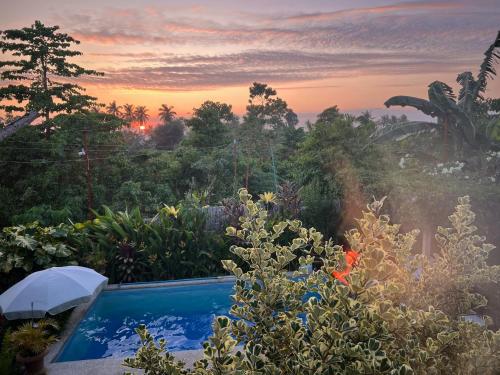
[[60, 0, 499, 55], [73, 30, 176, 45], [278, 1, 463, 23], [52, 0, 500, 91], [78, 49, 478, 91], [88, 52, 166, 58]]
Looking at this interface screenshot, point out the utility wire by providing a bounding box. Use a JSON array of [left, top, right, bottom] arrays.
[[0, 146, 129, 152], [0, 140, 129, 148], [1, 140, 233, 150], [0, 142, 234, 164], [0, 153, 155, 164]]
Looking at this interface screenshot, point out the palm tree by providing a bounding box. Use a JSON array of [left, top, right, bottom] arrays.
[[106, 101, 122, 117], [375, 31, 500, 157], [158, 104, 176, 125], [123, 104, 135, 123], [135, 106, 149, 130]]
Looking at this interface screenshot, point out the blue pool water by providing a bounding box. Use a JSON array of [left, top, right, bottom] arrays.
[[56, 280, 234, 362]]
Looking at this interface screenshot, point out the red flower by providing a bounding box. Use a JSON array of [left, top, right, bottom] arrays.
[[345, 250, 360, 267], [332, 249, 360, 286], [332, 269, 350, 285]]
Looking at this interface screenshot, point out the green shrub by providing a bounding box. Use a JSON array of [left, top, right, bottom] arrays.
[[0, 222, 77, 290], [9, 319, 59, 357], [0, 329, 17, 375], [11, 205, 73, 227], [125, 189, 500, 374], [379, 196, 500, 319], [73, 198, 232, 283]]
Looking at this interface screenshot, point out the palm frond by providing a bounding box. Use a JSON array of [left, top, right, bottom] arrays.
[[428, 81, 476, 145], [428, 81, 456, 107], [384, 96, 440, 117], [456, 72, 478, 111], [475, 30, 500, 98]]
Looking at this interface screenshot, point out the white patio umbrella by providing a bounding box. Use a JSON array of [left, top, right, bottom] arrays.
[[0, 266, 108, 320]]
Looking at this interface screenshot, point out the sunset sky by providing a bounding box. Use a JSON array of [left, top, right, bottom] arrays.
[[1, 0, 500, 124]]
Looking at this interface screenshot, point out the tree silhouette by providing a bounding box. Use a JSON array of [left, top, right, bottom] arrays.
[[135, 106, 149, 130], [152, 120, 185, 150], [0, 20, 103, 123], [123, 104, 135, 123], [158, 104, 176, 125], [106, 101, 122, 117], [317, 106, 341, 124], [379, 31, 500, 156]]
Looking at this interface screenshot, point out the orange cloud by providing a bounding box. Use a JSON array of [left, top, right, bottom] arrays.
[[282, 1, 463, 23], [73, 31, 175, 45]]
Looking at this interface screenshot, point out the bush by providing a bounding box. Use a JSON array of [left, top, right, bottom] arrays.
[[9, 319, 59, 357], [124, 189, 500, 374], [151, 120, 185, 150], [73, 198, 232, 283], [0, 222, 77, 291], [11, 205, 73, 227], [0, 329, 17, 375], [382, 196, 500, 319]]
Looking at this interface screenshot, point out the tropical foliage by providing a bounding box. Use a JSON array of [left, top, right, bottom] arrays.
[[9, 319, 59, 357], [0, 21, 500, 375], [0, 20, 102, 122], [293, 115, 381, 236], [106, 101, 122, 117], [152, 120, 185, 150], [0, 221, 76, 290], [123, 104, 135, 123], [379, 31, 500, 155], [135, 106, 150, 130], [392, 196, 500, 318], [124, 190, 500, 374], [72, 197, 232, 283], [158, 104, 176, 125]]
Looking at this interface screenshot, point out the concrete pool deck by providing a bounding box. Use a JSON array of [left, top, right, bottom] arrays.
[[46, 349, 204, 375], [46, 276, 235, 374]]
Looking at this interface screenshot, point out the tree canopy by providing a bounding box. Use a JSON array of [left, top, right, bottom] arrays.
[[0, 20, 103, 122]]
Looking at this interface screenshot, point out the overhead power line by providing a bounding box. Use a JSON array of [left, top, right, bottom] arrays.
[[0, 152, 155, 164], [0, 141, 235, 165]]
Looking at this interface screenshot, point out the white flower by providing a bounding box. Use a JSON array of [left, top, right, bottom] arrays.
[[437, 163, 443, 167], [486, 157, 492, 162], [465, 175, 469, 179], [490, 177, 496, 182]]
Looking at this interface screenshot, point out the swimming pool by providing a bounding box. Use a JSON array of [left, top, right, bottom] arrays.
[[56, 279, 234, 362]]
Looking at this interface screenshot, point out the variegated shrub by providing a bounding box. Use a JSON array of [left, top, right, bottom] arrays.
[[125, 190, 500, 375]]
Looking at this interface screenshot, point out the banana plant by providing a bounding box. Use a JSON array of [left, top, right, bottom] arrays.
[[375, 31, 500, 156]]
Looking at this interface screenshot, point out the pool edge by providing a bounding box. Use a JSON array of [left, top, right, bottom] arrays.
[[105, 275, 236, 291], [47, 276, 236, 368], [46, 348, 207, 375]]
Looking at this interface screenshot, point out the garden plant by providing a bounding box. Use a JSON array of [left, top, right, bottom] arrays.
[[124, 190, 500, 375]]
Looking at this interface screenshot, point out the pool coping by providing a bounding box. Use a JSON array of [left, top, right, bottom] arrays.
[[46, 275, 235, 374]]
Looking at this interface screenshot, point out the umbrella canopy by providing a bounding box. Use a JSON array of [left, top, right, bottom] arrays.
[[0, 266, 108, 320]]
